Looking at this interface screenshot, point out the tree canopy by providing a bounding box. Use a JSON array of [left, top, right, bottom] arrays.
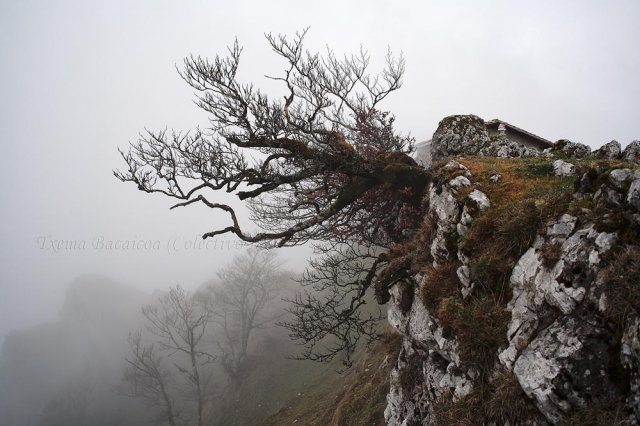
[[116, 30, 431, 365]]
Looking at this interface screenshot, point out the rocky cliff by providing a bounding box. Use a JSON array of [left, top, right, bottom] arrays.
[[385, 116, 640, 425]]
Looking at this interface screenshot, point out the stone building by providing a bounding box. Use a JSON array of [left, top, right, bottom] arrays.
[[485, 118, 554, 151]]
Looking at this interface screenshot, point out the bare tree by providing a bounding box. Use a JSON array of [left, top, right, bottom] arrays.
[[204, 249, 284, 384], [282, 241, 388, 367], [124, 286, 215, 426], [122, 333, 180, 426], [115, 30, 430, 365]]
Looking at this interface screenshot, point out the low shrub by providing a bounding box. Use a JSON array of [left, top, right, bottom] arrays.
[[469, 256, 513, 301], [435, 296, 510, 371], [432, 369, 540, 425], [461, 199, 542, 261], [419, 261, 459, 311]]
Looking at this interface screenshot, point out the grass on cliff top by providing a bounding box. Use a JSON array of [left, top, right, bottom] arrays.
[[426, 156, 639, 398], [458, 156, 575, 295], [456, 156, 574, 211], [261, 330, 400, 426], [427, 157, 575, 371], [414, 156, 638, 423]]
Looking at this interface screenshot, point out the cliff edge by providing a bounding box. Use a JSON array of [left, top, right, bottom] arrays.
[[385, 115, 640, 425]]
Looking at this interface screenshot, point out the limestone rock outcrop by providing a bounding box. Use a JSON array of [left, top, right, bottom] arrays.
[[430, 115, 543, 163], [623, 141, 640, 163], [431, 115, 491, 162], [429, 114, 639, 165], [593, 140, 622, 159], [384, 155, 640, 425]]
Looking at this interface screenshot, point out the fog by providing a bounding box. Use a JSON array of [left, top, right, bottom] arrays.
[[0, 0, 638, 423]]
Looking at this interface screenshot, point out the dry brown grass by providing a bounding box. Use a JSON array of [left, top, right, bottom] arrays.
[[435, 296, 511, 370], [440, 157, 577, 373], [601, 245, 640, 323], [459, 157, 573, 215], [539, 240, 563, 269], [563, 403, 629, 426], [432, 369, 541, 425]]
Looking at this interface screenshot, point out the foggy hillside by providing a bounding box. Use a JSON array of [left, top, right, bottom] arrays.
[[0, 276, 150, 425], [0, 261, 366, 426], [1, 1, 639, 425]]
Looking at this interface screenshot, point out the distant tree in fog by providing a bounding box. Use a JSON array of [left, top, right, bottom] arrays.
[[124, 286, 214, 426], [122, 251, 292, 425], [122, 333, 180, 426], [203, 248, 284, 384]]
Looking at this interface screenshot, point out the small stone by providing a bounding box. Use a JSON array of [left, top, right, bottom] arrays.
[[608, 168, 633, 189], [598, 293, 608, 313], [468, 190, 490, 211], [489, 173, 502, 183], [575, 172, 596, 194], [448, 175, 471, 191], [546, 214, 577, 238], [460, 206, 473, 226], [552, 159, 576, 176], [457, 265, 472, 299], [594, 185, 623, 207], [594, 232, 617, 251]]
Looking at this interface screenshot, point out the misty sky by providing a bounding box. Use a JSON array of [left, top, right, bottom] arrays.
[[1, 0, 639, 343]]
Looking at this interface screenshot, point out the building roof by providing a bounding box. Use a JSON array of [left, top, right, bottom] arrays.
[[486, 119, 554, 148]]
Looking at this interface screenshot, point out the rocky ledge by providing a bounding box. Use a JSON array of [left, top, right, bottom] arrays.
[[385, 116, 640, 425]]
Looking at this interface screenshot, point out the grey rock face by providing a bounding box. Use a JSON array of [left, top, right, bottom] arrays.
[[386, 172, 492, 425], [628, 175, 640, 210], [513, 317, 616, 424], [623, 140, 640, 163], [478, 134, 541, 158], [609, 168, 634, 189], [431, 115, 547, 163], [622, 317, 640, 422], [552, 139, 592, 158], [593, 140, 622, 158], [385, 160, 640, 425], [385, 282, 473, 425]]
